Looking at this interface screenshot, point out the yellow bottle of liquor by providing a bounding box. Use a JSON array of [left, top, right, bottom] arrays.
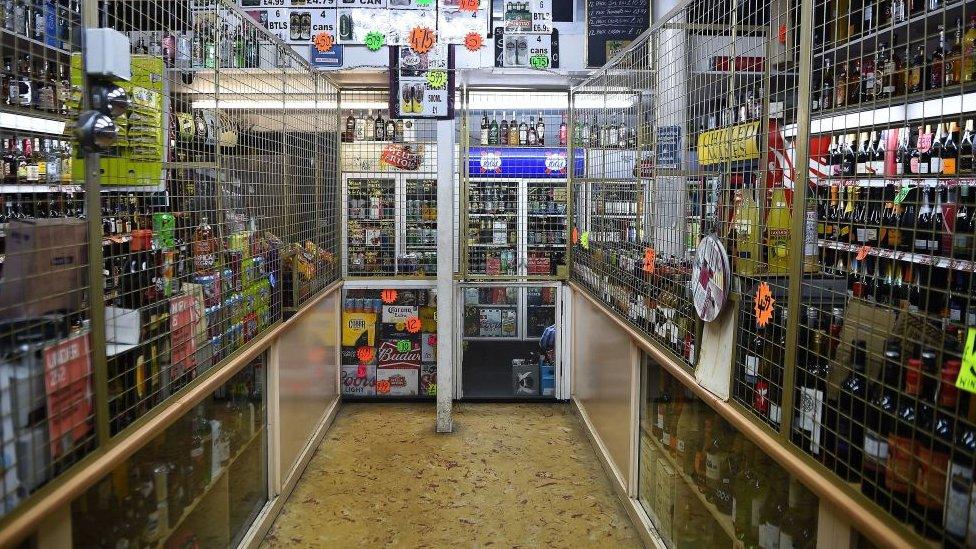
[[733, 187, 761, 276], [766, 186, 792, 274]]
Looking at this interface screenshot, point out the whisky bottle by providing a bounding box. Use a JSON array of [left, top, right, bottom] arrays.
[[480, 112, 489, 145], [964, 16, 976, 83], [536, 113, 545, 146], [930, 25, 947, 90], [907, 45, 926, 94]]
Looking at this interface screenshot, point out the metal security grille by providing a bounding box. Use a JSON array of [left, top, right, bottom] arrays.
[[460, 89, 572, 280], [0, 0, 92, 520], [0, 0, 339, 525], [340, 88, 439, 278], [796, 0, 976, 544], [571, 41, 698, 367]]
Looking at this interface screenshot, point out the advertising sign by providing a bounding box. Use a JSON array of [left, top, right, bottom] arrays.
[[42, 332, 92, 459], [468, 147, 584, 178]]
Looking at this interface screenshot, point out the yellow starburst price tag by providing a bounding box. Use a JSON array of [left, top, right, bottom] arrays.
[[954, 328, 976, 394], [425, 70, 447, 89]]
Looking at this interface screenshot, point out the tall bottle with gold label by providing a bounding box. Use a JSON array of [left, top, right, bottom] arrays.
[[766, 186, 792, 274], [733, 186, 762, 275]]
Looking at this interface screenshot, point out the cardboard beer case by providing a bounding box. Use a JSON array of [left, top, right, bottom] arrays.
[[0, 219, 87, 319], [341, 364, 376, 396], [376, 367, 419, 396]]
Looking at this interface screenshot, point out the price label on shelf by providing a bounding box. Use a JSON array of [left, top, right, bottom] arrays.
[[364, 31, 386, 51], [642, 248, 655, 274], [954, 328, 976, 395], [856, 245, 871, 261]]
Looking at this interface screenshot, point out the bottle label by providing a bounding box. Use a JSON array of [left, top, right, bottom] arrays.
[[895, 161, 904, 175], [744, 355, 759, 382], [931, 158, 943, 173], [856, 161, 867, 175], [910, 158, 921, 173], [795, 386, 824, 454], [944, 158, 957, 174], [946, 461, 974, 538], [759, 524, 781, 549], [705, 452, 723, 481], [863, 429, 889, 462], [885, 435, 916, 493], [914, 238, 929, 251], [769, 404, 782, 424]]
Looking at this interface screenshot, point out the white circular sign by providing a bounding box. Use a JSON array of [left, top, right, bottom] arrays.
[[691, 234, 730, 323]]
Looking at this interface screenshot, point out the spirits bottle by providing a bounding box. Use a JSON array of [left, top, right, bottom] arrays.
[[792, 330, 828, 458], [558, 113, 567, 146], [480, 112, 489, 145], [836, 340, 868, 482], [948, 18, 963, 86], [855, 132, 869, 174], [929, 122, 944, 174], [536, 113, 545, 146], [364, 110, 375, 141], [907, 45, 926, 94], [943, 121, 959, 175], [374, 112, 385, 141], [508, 113, 520, 145], [732, 187, 761, 275], [192, 216, 218, 275], [518, 115, 528, 145], [930, 25, 947, 90], [960, 120, 974, 173], [766, 186, 791, 273], [488, 112, 499, 145], [964, 16, 976, 83], [527, 120, 538, 146], [499, 113, 509, 144]]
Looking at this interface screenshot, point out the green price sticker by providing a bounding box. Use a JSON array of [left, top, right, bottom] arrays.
[[364, 31, 386, 51], [955, 328, 976, 394], [529, 55, 550, 69], [416, 0, 433, 6], [396, 340, 412, 353], [426, 70, 447, 89], [580, 231, 590, 250], [894, 185, 911, 204]]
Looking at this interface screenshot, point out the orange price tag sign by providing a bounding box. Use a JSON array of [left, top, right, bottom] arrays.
[[464, 32, 483, 51], [313, 31, 334, 52], [381, 289, 398, 304], [376, 380, 392, 394], [405, 316, 422, 334], [408, 26, 436, 54], [571, 227, 579, 245], [856, 245, 871, 261], [356, 346, 375, 363], [459, 0, 479, 11], [642, 248, 656, 274], [754, 282, 775, 328]]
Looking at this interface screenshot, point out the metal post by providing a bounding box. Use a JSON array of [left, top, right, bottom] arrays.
[[435, 116, 455, 433]]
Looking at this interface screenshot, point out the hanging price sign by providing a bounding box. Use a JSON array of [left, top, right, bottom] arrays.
[[642, 248, 656, 274], [426, 70, 448, 89], [356, 345, 375, 363], [396, 340, 412, 353], [754, 282, 775, 328], [894, 185, 911, 204], [381, 289, 399, 304], [571, 227, 579, 245], [365, 31, 386, 52], [459, 0, 479, 11], [530, 54, 550, 69], [408, 26, 436, 54], [464, 32, 484, 51], [580, 231, 590, 249], [954, 328, 976, 394], [855, 245, 871, 261], [314, 31, 334, 53]]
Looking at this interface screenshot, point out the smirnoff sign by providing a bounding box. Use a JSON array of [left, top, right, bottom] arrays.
[[377, 340, 421, 368]]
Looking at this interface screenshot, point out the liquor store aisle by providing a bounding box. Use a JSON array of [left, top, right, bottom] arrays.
[[261, 404, 642, 548]]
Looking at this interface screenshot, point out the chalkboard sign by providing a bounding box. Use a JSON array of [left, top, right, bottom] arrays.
[[586, 0, 650, 67]]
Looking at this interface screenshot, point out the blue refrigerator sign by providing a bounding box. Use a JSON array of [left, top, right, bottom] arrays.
[[309, 44, 344, 68], [468, 147, 583, 178]]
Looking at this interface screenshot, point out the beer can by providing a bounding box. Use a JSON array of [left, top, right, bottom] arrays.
[[152, 213, 176, 250]]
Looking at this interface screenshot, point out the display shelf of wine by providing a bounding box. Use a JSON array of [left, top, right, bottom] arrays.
[[0, 27, 74, 56], [155, 426, 264, 549], [814, 177, 976, 187], [469, 213, 517, 217], [814, 0, 971, 59], [818, 238, 976, 273], [642, 425, 741, 548], [807, 89, 976, 134]]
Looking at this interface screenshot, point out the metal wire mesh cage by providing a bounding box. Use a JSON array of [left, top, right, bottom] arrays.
[[340, 88, 439, 278], [460, 89, 573, 281], [0, 0, 338, 523]]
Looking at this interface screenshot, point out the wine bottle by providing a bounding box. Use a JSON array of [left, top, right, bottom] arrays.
[[943, 121, 959, 175], [960, 119, 974, 173], [929, 123, 944, 174]]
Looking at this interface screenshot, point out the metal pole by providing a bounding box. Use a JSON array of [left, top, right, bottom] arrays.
[[436, 116, 455, 433]]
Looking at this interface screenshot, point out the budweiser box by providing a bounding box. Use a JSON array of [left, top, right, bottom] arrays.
[[376, 340, 421, 368], [0, 219, 87, 319], [341, 364, 376, 397], [376, 367, 418, 396], [420, 362, 436, 396]]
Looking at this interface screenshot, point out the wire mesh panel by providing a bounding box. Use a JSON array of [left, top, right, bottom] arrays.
[[0, 0, 92, 518], [796, 0, 976, 543], [92, 1, 338, 437], [340, 88, 439, 279], [571, 43, 698, 367], [461, 90, 573, 280]]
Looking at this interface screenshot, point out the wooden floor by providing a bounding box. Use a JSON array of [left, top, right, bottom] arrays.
[[261, 403, 643, 548]]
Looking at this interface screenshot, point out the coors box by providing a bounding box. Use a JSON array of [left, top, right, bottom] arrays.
[[376, 367, 419, 396], [341, 364, 376, 396]]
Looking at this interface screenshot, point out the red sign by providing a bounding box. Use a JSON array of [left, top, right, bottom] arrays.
[[405, 316, 422, 333], [377, 340, 421, 368], [43, 333, 92, 459], [314, 31, 334, 52], [380, 143, 424, 170], [170, 293, 201, 380], [381, 289, 399, 304], [459, 0, 479, 11], [357, 345, 375, 363], [464, 32, 483, 51], [643, 248, 656, 274], [754, 282, 775, 328]]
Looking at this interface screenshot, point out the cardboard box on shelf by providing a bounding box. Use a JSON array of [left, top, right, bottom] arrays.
[[653, 457, 676, 543], [512, 359, 539, 396], [341, 364, 376, 396], [376, 367, 419, 396], [0, 219, 87, 320], [479, 308, 502, 337], [829, 299, 897, 398]]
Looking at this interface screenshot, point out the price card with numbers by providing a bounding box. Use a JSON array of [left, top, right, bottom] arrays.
[[390, 43, 455, 120]]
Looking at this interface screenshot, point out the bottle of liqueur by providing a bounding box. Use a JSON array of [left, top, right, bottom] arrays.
[[527, 118, 538, 146], [733, 187, 761, 275], [480, 112, 489, 145], [847, 59, 862, 106], [861, 341, 901, 508], [915, 125, 932, 175], [820, 57, 834, 111], [518, 115, 528, 145], [907, 45, 926, 94], [886, 356, 922, 521], [488, 112, 500, 145], [766, 186, 791, 274], [835, 340, 868, 482], [509, 113, 520, 145], [929, 123, 944, 174], [792, 331, 828, 459], [558, 114, 567, 147], [943, 121, 959, 175], [931, 25, 948, 90], [961, 119, 975, 173], [536, 113, 545, 146], [965, 16, 976, 84], [834, 59, 848, 108]]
